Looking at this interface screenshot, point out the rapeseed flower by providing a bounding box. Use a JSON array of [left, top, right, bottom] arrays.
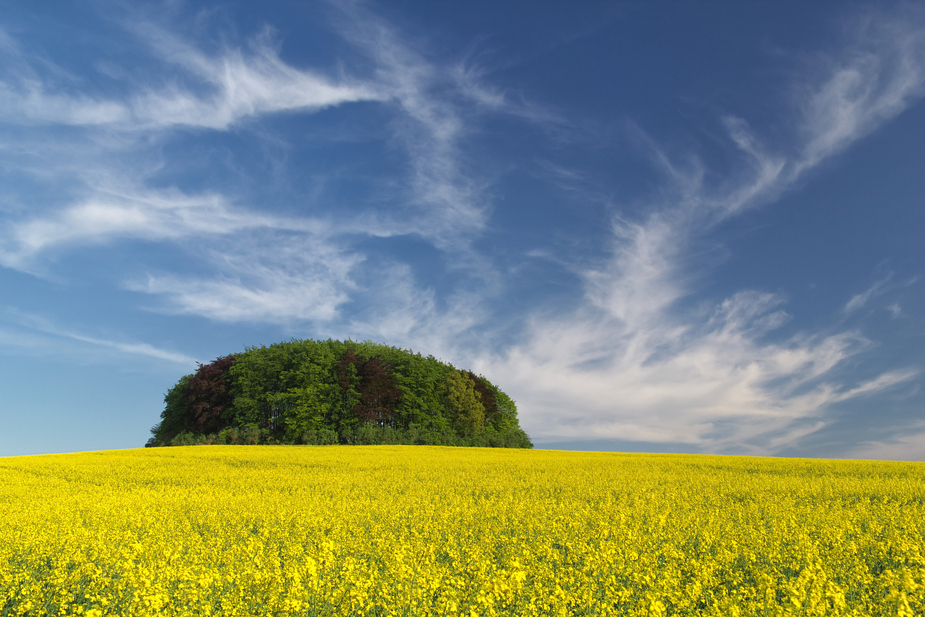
[[1, 446, 923, 615]]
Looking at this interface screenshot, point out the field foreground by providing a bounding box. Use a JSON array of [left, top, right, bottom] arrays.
[[1, 447, 923, 616]]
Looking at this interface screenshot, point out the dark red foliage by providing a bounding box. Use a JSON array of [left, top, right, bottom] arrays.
[[355, 356, 402, 426], [336, 349, 359, 394], [466, 371, 499, 426], [188, 355, 237, 434], [337, 350, 402, 426]]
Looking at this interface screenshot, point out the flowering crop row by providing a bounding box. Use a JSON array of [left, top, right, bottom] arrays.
[[1, 446, 923, 616]]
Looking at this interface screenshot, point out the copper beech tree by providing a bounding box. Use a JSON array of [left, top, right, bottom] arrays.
[[187, 354, 237, 434], [337, 350, 402, 427]]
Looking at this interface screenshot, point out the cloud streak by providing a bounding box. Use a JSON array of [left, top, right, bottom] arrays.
[[332, 2, 497, 251], [797, 9, 925, 172], [128, 234, 362, 325], [128, 24, 384, 130], [851, 421, 925, 461], [0, 183, 339, 273], [0, 311, 196, 365], [0, 21, 381, 130], [844, 275, 892, 314]]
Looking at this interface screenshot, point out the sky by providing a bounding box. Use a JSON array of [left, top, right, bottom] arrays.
[[1, 1, 924, 460]]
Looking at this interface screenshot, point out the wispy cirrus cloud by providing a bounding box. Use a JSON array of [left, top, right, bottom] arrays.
[[340, 261, 494, 363], [844, 275, 892, 314], [0, 185, 330, 271], [56, 330, 197, 365], [0, 310, 195, 365], [0, 12, 387, 331], [0, 177, 366, 327], [0, 3, 506, 330], [478, 7, 925, 454], [0, 25, 129, 126], [0, 21, 381, 130], [332, 3, 498, 250], [850, 420, 925, 461], [680, 8, 925, 223], [0, 179, 370, 326], [127, 24, 385, 130], [797, 9, 925, 172], [128, 234, 362, 325], [0, 82, 129, 126]]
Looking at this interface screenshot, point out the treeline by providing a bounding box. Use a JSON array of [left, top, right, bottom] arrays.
[[148, 339, 532, 449]]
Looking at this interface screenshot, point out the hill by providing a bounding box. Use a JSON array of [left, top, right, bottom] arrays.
[[148, 339, 532, 448]]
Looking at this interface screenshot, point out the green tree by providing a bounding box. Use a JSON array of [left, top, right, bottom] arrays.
[[148, 374, 193, 445], [444, 370, 485, 437]]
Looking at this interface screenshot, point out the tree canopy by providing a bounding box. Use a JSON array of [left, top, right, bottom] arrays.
[[148, 339, 532, 448]]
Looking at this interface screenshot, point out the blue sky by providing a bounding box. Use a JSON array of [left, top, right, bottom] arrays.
[[1, 1, 924, 459]]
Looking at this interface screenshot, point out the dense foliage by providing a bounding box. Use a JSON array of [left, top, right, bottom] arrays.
[[148, 339, 532, 448]]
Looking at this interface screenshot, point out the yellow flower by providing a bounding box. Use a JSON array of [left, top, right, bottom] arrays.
[[0, 446, 923, 616]]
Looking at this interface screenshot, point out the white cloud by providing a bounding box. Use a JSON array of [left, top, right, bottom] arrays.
[[0, 81, 129, 125], [0, 3, 509, 330], [0, 25, 129, 126], [844, 276, 891, 314], [0, 180, 366, 328], [478, 291, 901, 453], [477, 9, 925, 454], [0, 186, 326, 271], [850, 421, 925, 461], [333, 4, 494, 250], [451, 60, 568, 129], [60, 331, 197, 365], [797, 9, 925, 172], [128, 235, 362, 325], [0, 312, 196, 365], [340, 262, 492, 363], [687, 9, 925, 221], [0, 22, 381, 130], [128, 25, 384, 130], [134, 272, 349, 324]]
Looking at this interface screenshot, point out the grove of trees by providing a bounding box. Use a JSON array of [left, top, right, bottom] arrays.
[[148, 339, 532, 448]]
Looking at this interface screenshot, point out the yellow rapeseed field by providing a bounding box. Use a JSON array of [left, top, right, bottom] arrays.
[[1, 446, 923, 616]]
